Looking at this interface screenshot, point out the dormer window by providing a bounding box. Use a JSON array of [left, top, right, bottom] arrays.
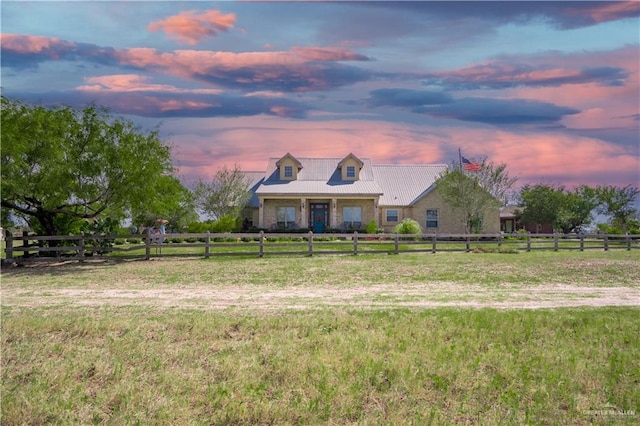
[[284, 165, 293, 178], [338, 153, 364, 181], [276, 153, 302, 180]]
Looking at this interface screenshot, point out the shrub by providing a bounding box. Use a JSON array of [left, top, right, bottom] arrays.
[[393, 218, 422, 235], [364, 220, 380, 234]]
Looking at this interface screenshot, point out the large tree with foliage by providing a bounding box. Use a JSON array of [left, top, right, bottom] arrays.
[[130, 175, 198, 231], [194, 165, 251, 220], [595, 185, 639, 233], [436, 160, 515, 233], [1, 97, 189, 236], [518, 184, 599, 233]]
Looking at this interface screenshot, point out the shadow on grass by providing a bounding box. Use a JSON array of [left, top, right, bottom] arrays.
[[0, 257, 148, 278]]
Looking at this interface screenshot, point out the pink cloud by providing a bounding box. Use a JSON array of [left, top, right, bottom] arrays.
[[112, 45, 370, 91], [566, 1, 640, 24], [167, 115, 638, 189], [76, 74, 222, 94], [147, 9, 236, 45], [0, 33, 75, 56]]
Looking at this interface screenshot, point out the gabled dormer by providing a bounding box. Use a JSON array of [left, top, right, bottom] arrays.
[[276, 152, 303, 181], [337, 153, 364, 181]]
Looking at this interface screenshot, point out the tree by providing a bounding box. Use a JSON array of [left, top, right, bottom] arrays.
[[519, 184, 598, 233], [475, 159, 519, 205], [518, 184, 564, 231], [436, 168, 501, 233], [1, 97, 186, 236], [595, 185, 639, 233], [555, 186, 599, 233], [194, 165, 251, 220], [131, 175, 198, 231]]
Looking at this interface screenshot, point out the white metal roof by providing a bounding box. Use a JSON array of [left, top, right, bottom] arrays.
[[251, 157, 448, 206]]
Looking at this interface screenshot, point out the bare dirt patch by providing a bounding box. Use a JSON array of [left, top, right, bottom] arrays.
[[3, 283, 639, 310]]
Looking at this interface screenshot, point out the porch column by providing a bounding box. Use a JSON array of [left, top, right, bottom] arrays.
[[258, 197, 265, 228], [300, 198, 307, 228], [331, 198, 337, 228], [374, 198, 379, 225]]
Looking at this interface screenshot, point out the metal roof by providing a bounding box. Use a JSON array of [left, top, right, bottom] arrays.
[[372, 164, 448, 206], [251, 157, 448, 206], [256, 157, 383, 196]]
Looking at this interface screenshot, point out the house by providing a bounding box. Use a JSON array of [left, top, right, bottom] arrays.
[[499, 206, 554, 234], [243, 153, 500, 233]]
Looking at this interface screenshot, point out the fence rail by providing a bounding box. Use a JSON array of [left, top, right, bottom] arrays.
[[2, 230, 638, 264]]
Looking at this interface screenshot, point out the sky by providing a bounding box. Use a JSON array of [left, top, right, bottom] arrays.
[[2, 0, 639, 191]]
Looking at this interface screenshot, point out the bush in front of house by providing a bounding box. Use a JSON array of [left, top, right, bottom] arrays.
[[365, 220, 382, 234], [393, 218, 422, 235]]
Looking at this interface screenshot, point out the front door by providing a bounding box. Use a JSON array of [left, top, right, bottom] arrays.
[[310, 203, 328, 233]]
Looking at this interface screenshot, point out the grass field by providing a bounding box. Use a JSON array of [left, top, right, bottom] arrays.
[[2, 251, 639, 424]]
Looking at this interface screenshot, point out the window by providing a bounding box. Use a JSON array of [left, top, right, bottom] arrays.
[[426, 209, 438, 228], [346, 165, 356, 178], [386, 209, 399, 222], [284, 165, 293, 178], [343, 207, 362, 229], [276, 206, 296, 228]]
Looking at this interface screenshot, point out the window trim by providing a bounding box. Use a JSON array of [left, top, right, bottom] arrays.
[[426, 209, 438, 228], [283, 165, 293, 178], [386, 209, 399, 223], [276, 206, 296, 228], [343, 206, 362, 229], [346, 165, 356, 179]]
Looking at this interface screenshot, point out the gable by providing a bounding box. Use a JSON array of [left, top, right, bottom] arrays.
[[337, 153, 364, 181]]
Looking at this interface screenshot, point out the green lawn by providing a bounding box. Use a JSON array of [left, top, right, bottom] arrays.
[[2, 252, 639, 425]]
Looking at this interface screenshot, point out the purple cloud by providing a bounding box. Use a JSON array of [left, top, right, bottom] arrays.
[[414, 97, 580, 125], [422, 63, 628, 90]]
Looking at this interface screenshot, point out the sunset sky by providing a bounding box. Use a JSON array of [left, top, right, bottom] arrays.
[[2, 1, 639, 190]]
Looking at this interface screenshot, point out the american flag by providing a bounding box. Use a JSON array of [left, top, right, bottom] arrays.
[[461, 155, 481, 172]]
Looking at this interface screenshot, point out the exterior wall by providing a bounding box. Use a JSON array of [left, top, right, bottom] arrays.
[[379, 206, 412, 232], [277, 156, 300, 180], [263, 199, 303, 229], [257, 190, 500, 233], [336, 199, 376, 230], [339, 157, 361, 181], [261, 197, 377, 230], [411, 189, 500, 233]]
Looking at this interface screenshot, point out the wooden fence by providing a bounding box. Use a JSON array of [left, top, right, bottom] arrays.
[[2, 230, 638, 264]]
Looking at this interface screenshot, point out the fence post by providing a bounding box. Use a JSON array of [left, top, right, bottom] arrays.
[[432, 235, 437, 254], [259, 231, 264, 258], [579, 233, 584, 252], [626, 233, 631, 251], [465, 234, 470, 252], [394, 234, 399, 254], [353, 231, 358, 255], [144, 229, 151, 260], [205, 231, 211, 259], [4, 229, 13, 263], [22, 230, 29, 258], [78, 235, 85, 263], [526, 233, 531, 252], [553, 233, 559, 251], [604, 234, 609, 251], [308, 231, 313, 256]]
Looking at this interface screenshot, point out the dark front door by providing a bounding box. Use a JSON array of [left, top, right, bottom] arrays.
[[310, 203, 328, 233]]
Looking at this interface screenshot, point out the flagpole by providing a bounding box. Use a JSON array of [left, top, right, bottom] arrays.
[[458, 148, 463, 172]]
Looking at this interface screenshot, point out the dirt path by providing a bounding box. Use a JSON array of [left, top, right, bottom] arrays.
[[3, 284, 639, 310]]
